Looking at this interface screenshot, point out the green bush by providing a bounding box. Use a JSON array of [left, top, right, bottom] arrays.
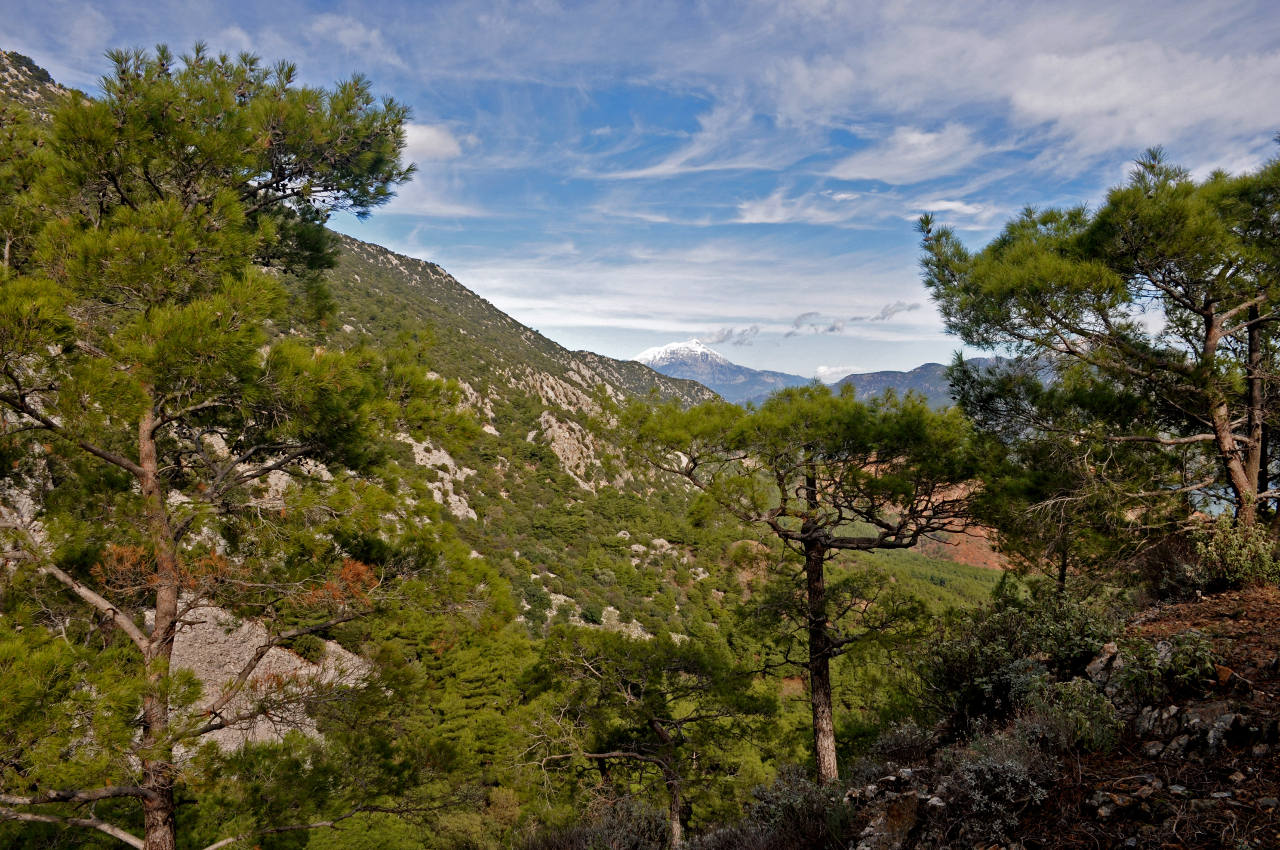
[[1195, 511, 1280, 588], [923, 579, 1120, 733], [287, 633, 327, 664], [580, 601, 604, 625], [1113, 631, 1216, 705], [687, 768, 856, 850], [1017, 676, 1121, 752]]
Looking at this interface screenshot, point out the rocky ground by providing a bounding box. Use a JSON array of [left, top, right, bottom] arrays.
[[841, 586, 1280, 850], [1018, 586, 1280, 849]]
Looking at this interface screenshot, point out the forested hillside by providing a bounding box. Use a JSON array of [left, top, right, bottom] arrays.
[[0, 47, 1001, 850], [4, 43, 1276, 850]]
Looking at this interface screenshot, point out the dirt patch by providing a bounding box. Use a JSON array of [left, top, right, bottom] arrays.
[[1018, 585, 1280, 849], [917, 525, 1005, 570]]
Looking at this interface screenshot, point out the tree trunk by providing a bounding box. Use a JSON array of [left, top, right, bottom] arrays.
[[1200, 312, 1261, 526], [1260, 422, 1270, 518], [1212, 398, 1258, 526], [801, 462, 839, 784], [1246, 308, 1265, 507], [648, 719, 684, 848], [805, 537, 838, 783], [139, 397, 179, 850], [665, 771, 683, 849]]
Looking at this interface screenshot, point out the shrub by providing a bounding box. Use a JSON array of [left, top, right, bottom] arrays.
[[937, 728, 1055, 844], [1113, 631, 1216, 705], [519, 798, 668, 850], [922, 579, 1119, 733], [868, 720, 935, 767], [1194, 511, 1280, 589], [1016, 676, 1121, 752], [287, 633, 327, 664], [686, 768, 856, 850], [580, 601, 604, 625]]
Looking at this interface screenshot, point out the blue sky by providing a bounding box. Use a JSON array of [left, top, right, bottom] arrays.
[[7, 0, 1280, 377]]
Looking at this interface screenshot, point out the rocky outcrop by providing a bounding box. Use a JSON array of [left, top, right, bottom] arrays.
[[398, 433, 477, 520], [167, 605, 368, 753]]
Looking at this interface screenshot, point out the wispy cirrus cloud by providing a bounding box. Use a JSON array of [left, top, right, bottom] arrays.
[[830, 124, 994, 184], [14, 0, 1280, 376], [704, 325, 760, 346], [308, 13, 406, 68]]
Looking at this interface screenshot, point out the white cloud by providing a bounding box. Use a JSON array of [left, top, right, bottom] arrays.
[[704, 325, 760, 346], [431, 238, 933, 340], [404, 124, 464, 163], [736, 186, 912, 226], [63, 3, 114, 61], [830, 124, 992, 184], [815, 364, 861, 382], [600, 98, 799, 180], [214, 25, 255, 54], [867, 300, 919, 321], [308, 13, 405, 68], [383, 172, 486, 218]]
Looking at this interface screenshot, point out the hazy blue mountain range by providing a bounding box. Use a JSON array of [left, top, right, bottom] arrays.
[[835, 360, 999, 408], [635, 338, 999, 407]]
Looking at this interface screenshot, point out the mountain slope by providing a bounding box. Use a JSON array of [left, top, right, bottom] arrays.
[[0, 49, 67, 117], [635, 339, 810, 403], [331, 236, 714, 412], [835, 357, 1003, 408]]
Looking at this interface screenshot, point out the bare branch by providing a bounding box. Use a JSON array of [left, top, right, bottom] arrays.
[[0, 394, 145, 479], [0, 806, 144, 849], [0, 787, 153, 805], [193, 613, 362, 737], [36, 563, 150, 654], [198, 806, 393, 850], [1103, 432, 1220, 446]]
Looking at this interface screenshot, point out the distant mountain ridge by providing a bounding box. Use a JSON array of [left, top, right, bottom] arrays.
[[634, 339, 810, 403], [0, 49, 68, 118], [834, 361, 991, 408], [634, 339, 998, 407]]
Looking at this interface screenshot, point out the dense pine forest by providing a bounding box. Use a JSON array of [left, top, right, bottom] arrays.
[[2, 45, 1279, 850]]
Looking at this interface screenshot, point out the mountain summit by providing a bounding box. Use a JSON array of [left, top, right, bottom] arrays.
[[634, 339, 809, 403], [634, 339, 733, 368]]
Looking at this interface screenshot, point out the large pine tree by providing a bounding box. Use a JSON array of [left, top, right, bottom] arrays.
[[0, 45, 414, 849]]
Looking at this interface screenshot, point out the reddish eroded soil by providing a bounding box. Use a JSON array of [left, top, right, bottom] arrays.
[[917, 525, 1006, 570], [1019, 586, 1280, 849]]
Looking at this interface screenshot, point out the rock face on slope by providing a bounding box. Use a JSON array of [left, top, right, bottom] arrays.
[[332, 236, 714, 413], [168, 606, 367, 752], [326, 235, 716, 495], [0, 49, 67, 117]]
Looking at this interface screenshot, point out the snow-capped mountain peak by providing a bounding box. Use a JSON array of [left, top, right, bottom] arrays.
[[634, 339, 732, 367], [633, 339, 809, 403]]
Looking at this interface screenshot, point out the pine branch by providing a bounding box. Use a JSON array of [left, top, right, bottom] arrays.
[[0, 806, 144, 849], [35, 563, 150, 654]]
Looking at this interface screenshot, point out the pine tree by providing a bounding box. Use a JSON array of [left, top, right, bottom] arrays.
[[627, 385, 982, 783], [921, 149, 1280, 531], [0, 44, 413, 849]]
